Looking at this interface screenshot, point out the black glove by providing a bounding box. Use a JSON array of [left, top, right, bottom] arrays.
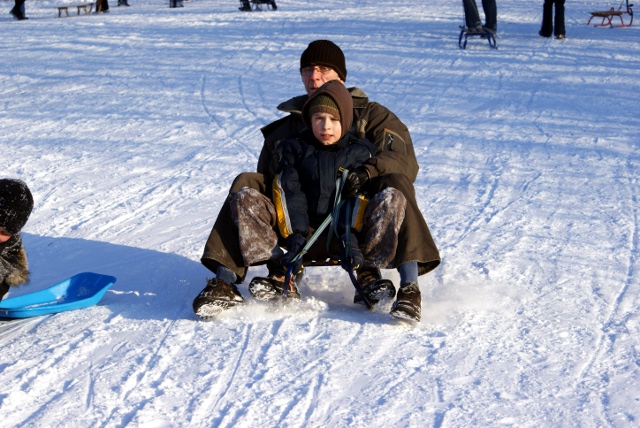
[[342, 167, 369, 199], [281, 234, 306, 275], [340, 232, 364, 272]]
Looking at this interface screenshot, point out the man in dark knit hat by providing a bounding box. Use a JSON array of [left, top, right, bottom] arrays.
[[195, 40, 440, 322], [0, 178, 34, 301]]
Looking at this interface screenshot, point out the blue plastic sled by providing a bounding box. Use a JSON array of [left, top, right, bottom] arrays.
[[0, 272, 116, 319]]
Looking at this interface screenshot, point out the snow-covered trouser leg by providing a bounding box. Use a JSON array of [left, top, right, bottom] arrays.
[[462, 0, 482, 29], [230, 187, 284, 267], [364, 173, 440, 275], [201, 172, 269, 282], [361, 187, 406, 269]]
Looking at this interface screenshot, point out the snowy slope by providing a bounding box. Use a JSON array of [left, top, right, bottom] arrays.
[[1, 0, 639, 426]]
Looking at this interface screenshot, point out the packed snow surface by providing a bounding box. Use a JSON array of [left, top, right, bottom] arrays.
[[1, 0, 639, 426]]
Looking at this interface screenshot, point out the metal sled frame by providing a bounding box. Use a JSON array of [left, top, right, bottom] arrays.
[[588, 0, 634, 28], [239, 0, 276, 11], [458, 27, 498, 49]]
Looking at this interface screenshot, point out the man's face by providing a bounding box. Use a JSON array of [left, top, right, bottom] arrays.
[[300, 65, 343, 95]]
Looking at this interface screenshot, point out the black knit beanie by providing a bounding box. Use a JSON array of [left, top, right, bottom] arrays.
[[300, 40, 347, 81], [0, 179, 34, 235]]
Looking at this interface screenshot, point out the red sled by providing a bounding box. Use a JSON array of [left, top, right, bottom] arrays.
[[587, 0, 634, 28]]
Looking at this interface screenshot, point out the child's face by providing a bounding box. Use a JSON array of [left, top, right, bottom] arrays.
[[0, 228, 11, 244], [311, 112, 342, 146]]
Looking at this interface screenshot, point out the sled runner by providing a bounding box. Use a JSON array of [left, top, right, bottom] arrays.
[[239, 0, 277, 11], [0, 272, 116, 318], [458, 26, 498, 49], [55, 3, 94, 17], [588, 0, 634, 28]]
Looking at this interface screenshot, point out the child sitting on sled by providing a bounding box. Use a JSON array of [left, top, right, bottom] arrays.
[[193, 80, 407, 318], [260, 79, 410, 312], [267, 79, 378, 297], [0, 178, 34, 301]]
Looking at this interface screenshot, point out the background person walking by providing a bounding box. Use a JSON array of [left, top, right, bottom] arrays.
[[10, 0, 28, 20], [462, 0, 497, 33], [539, 0, 566, 39]]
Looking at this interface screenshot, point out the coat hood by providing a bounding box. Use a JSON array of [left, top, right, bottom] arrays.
[[301, 81, 354, 141]]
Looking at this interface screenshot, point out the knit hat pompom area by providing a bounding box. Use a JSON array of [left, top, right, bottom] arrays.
[[300, 40, 347, 82], [302, 80, 354, 141], [0, 178, 34, 235]]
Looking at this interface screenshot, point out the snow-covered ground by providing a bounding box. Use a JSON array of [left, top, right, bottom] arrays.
[[1, 0, 639, 426]]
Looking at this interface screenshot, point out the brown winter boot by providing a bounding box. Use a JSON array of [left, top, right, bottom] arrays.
[[193, 278, 245, 319], [353, 267, 396, 308], [248, 274, 284, 301], [390, 282, 421, 322]]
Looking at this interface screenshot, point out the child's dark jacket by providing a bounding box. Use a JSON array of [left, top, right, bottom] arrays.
[[274, 129, 376, 237]]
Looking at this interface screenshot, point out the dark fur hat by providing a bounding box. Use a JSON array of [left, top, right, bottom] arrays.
[[0, 179, 34, 235]]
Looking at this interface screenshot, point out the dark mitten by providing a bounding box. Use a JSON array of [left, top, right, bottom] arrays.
[[342, 167, 369, 199], [341, 232, 364, 271], [281, 234, 306, 275]]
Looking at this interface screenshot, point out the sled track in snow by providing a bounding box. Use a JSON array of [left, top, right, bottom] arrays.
[[0, 315, 53, 341], [572, 156, 640, 418]]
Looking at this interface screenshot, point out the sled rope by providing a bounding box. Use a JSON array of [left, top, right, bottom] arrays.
[[285, 169, 349, 268]]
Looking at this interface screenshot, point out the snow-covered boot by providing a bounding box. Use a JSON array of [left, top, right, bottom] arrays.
[[248, 275, 284, 301], [354, 267, 395, 308], [249, 272, 300, 301], [193, 278, 245, 319], [390, 282, 421, 322]]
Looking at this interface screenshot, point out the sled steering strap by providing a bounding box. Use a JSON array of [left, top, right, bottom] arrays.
[[285, 168, 349, 266]]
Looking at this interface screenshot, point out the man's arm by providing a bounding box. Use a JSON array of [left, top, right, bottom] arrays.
[[258, 95, 309, 178], [258, 113, 307, 179], [358, 102, 420, 182]]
